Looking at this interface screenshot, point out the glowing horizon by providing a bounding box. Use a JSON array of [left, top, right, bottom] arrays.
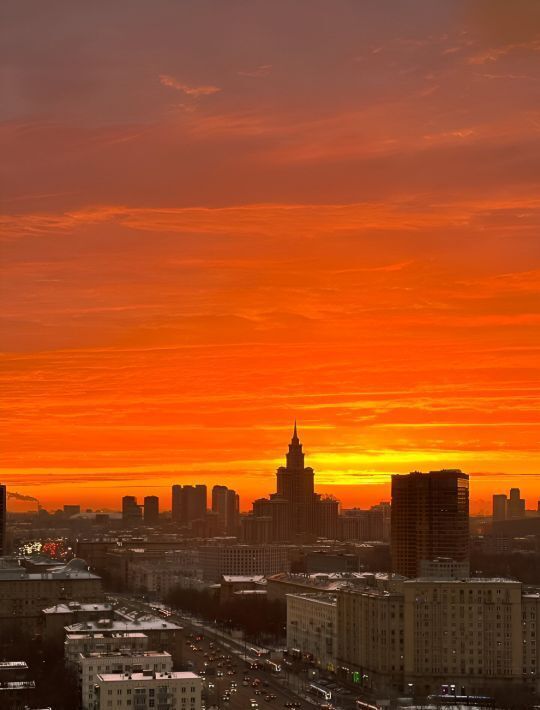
[[2, 1, 540, 515]]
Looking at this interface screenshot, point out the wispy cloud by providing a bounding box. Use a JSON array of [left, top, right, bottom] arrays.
[[468, 38, 540, 65], [237, 64, 272, 78], [159, 74, 221, 96]]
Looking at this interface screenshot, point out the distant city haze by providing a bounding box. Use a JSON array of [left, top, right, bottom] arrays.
[[2, 1, 540, 512]]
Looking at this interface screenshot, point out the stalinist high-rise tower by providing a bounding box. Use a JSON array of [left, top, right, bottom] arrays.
[[275, 421, 315, 507], [250, 422, 337, 541]]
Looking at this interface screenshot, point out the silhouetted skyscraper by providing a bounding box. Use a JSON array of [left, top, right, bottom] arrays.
[[122, 495, 142, 525], [211, 485, 239, 535], [492, 493, 507, 522], [171, 484, 207, 525], [507, 487, 525, 519], [246, 423, 336, 542], [391, 469, 469, 578], [143, 495, 159, 524], [0, 484, 6, 555], [273, 421, 322, 537]]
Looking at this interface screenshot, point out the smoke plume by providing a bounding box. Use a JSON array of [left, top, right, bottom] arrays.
[[7, 491, 40, 505]]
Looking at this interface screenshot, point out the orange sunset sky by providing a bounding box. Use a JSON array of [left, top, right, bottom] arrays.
[[1, 1, 540, 514]]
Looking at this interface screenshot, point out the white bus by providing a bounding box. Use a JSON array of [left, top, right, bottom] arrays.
[[309, 683, 332, 701], [265, 659, 282, 673], [248, 645, 270, 658]]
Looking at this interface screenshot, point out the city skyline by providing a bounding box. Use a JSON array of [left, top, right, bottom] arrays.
[[3, 2, 540, 513], [2, 419, 539, 515], [2, 3, 540, 708]]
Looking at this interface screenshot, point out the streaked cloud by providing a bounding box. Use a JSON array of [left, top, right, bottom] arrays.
[[159, 74, 221, 96], [2, 0, 540, 512], [237, 64, 272, 78]]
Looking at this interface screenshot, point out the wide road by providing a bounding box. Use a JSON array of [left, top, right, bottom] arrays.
[[181, 629, 313, 710], [110, 594, 324, 709]]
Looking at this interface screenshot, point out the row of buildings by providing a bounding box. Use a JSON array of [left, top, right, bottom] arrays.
[[122, 484, 240, 536], [119, 425, 390, 544], [286, 574, 540, 697]]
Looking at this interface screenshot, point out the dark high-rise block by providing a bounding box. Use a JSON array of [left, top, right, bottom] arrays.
[[317, 496, 339, 539], [391, 469, 469, 578], [211, 485, 239, 535], [507, 487, 525, 519], [143, 495, 159, 524], [492, 493, 507, 522], [0, 484, 6, 555], [170, 484, 207, 526], [122, 495, 142, 525]]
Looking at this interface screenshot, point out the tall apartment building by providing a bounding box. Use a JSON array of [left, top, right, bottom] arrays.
[[286, 593, 337, 671], [171, 485, 207, 525], [0, 483, 6, 556], [122, 496, 142, 525], [211, 485, 239, 535], [318, 497, 340, 539], [371, 501, 391, 542], [337, 575, 405, 692], [391, 470, 469, 578], [402, 578, 523, 693], [338, 508, 384, 542], [493, 488, 526, 522], [241, 514, 273, 543], [94, 671, 202, 710], [507, 487, 526, 519], [492, 493, 507, 522], [78, 650, 173, 710], [143, 496, 159, 525], [335, 577, 540, 696], [252, 497, 292, 541]]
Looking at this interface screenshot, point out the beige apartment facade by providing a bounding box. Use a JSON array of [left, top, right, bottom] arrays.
[[335, 577, 539, 697], [286, 593, 337, 670]]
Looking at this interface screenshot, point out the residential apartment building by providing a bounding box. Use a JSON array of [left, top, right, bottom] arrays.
[[337, 575, 405, 692], [335, 576, 540, 696], [78, 651, 172, 710], [94, 671, 202, 710], [391, 470, 469, 578], [65, 614, 183, 666], [286, 593, 337, 670]]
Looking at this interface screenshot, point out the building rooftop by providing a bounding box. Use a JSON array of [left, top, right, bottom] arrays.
[[0, 681, 36, 690], [66, 615, 181, 633], [287, 592, 337, 605], [0, 558, 99, 581], [222, 575, 266, 583], [43, 602, 113, 615], [79, 650, 171, 660], [66, 632, 148, 641], [97, 671, 199, 682], [0, 662, 28, 671], [269, 571, 401, 591], [406, 577, 521, 585]]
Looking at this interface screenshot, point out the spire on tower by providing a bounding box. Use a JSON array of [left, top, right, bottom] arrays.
[[286, 420, 304, 469]]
